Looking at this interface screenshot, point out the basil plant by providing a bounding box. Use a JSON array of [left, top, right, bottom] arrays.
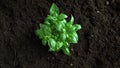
[[35, 3, 81, 56]]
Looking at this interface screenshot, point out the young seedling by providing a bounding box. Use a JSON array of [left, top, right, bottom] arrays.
[[35, 3, 81, 56]]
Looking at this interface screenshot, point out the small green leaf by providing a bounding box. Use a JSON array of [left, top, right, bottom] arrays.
[[66, 27, 75, 33], [69, 15, 74, 24], [40, 24, 51, 36], [50, 3, 59, 16], [68, 32, 78, 43], [59, 19, 67, 24], [44, 21, 50, 25], [58, 20, 66, 27], [56, 22, 63, 31], [58, 13, 68, 20], [35, 29, 40, 36], [60, 33, 67, 41], [55, 42, 63, 51], [42, 38, 47, 46], [73, 24, 82, 31], [48, 38, 56, 51], [62, 42, 70, 48], [46, 15, 57, 22], [62, 28, 66, 33], [74, 32, 79, 43], [35, 29, 44, 39], [62, 47, 71, 56], [66, 23, 72, 28], [72, 36, 78, 43]]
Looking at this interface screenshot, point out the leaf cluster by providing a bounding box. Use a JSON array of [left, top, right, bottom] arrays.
[[35, 3, 81, 56]]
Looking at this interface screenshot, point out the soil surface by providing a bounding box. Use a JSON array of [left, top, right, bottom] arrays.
[[0, 0, 120, 68]]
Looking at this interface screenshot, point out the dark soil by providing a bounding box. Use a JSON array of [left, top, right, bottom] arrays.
[[0, 0, 120, 68]]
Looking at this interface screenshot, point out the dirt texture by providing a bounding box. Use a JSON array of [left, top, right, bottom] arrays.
[[0, 0, 120, 68]]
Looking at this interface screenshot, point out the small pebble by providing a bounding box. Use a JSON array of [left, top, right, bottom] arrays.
[[106, 1, 110, 5], [47, 57, 50, 60], [91, 34, 94, 37], [52, 57, 55, 60], [71, 48, 74, 52], [54, 53, 58, 56], [97, 11, 100, 13], [70, 63, 73, 66]]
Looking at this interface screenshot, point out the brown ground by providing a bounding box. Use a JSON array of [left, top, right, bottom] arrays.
[[0, 0, 120, 68]]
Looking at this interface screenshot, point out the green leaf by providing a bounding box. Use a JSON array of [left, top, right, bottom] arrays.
[[48, 38, 56, 51], [62, 47, 71, 56], [35, 29, 40, 36], [60, 33, 66, 41], [66, 27, 75, 34], [72, 36, 78, 43], [40, 24, 51, 36], [68, 32, 78, 43], [42, 38, 47, 46], [59, 19, 67, 24], [56, 22, 63, 31], [73, 24, 82, 31], [66, 23, 72, 28], [50, 3, 59, 16], [55, 42, 63, 51], [35, 29, 44, 39], [58, 13, 68, 20], [57, 20, 66, 27], [61, 42, 70, 49], [62, 28, 66, 33], [44, 21, 50, 25], [65, 23, 75, 33], [46, 15, 57, 21], [69, 15, 74, 24]]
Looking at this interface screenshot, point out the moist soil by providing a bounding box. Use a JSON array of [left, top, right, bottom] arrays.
[[0, 0, 120, 68]]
